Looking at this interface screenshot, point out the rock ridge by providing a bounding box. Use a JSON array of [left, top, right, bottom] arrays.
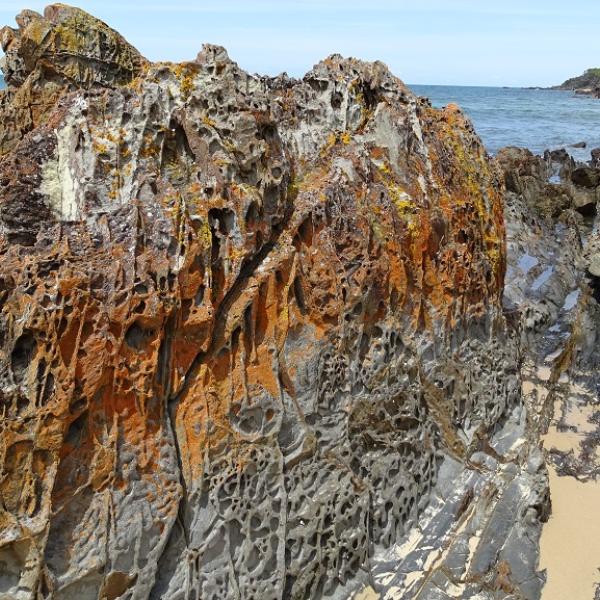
[[0, 5, 546, 600]]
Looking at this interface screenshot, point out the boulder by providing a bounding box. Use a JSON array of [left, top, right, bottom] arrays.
[[543, 147, 575, 181], [571, 165, 600, 188], [497, 147, 572, 217]]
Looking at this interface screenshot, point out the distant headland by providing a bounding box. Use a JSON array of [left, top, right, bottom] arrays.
[[552, 68, 600, 98]]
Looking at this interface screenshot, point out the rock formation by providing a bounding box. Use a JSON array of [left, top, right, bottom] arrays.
[[552, 67, 600, 98], [0, 5, 551, 600], [498, 144, 600, 598]]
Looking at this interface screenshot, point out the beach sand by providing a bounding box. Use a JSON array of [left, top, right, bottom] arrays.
[[540, 422, 600, 598]]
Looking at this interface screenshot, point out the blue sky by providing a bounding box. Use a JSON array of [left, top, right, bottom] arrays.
[[1, 1, 599, 86]]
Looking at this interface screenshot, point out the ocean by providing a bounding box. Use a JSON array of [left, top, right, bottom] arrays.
[[0, 74, 598, 161], [411, 84, 600, 162]]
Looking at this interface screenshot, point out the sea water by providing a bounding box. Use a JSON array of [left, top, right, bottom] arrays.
[[412, 84, 600, 161]]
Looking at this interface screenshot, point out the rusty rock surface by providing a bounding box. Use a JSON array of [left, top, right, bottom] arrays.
[[0, 5, 535, 600]]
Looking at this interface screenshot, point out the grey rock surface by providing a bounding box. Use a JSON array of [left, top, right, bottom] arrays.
[[4, 4, 600, 600], [501, 143, 600, 599]]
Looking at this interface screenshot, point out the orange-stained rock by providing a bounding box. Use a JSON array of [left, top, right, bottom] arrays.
[[0, 5, 523, 599]]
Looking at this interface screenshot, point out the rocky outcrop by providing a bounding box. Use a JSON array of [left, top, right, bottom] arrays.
[[0, 5, 548, 600], [0, 4, 146, 153], [497, 146, 600, 217], [500, 143, 600, 598]]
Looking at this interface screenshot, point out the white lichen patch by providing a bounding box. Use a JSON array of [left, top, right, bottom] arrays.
[[39, 119, 80, 221]]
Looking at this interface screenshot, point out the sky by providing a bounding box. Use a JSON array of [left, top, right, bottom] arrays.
[[0, 1, 599, 87]]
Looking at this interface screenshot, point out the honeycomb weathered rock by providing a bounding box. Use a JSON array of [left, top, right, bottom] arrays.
[[0, 5, 527, 599]]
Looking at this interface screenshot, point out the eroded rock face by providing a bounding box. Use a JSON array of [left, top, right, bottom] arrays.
[[0, 4, 146, 154], [0, 5, 530, 600]]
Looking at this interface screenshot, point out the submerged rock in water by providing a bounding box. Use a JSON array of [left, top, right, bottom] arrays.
[[0, 5, 550, 600]]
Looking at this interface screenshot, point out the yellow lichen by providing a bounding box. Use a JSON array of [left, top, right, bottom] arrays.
[[202, 115, 217, 128], [376, 161, 415, 220], [24, 18, 51, 46], [93, 141, 109, 155], [377, 162, 392, 176], [169, 63, 200, 100], [389, 186, 412, 214], [319, 130, 353, 157], [430, 109, 504, 276], [198, 219, 212, 249]]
